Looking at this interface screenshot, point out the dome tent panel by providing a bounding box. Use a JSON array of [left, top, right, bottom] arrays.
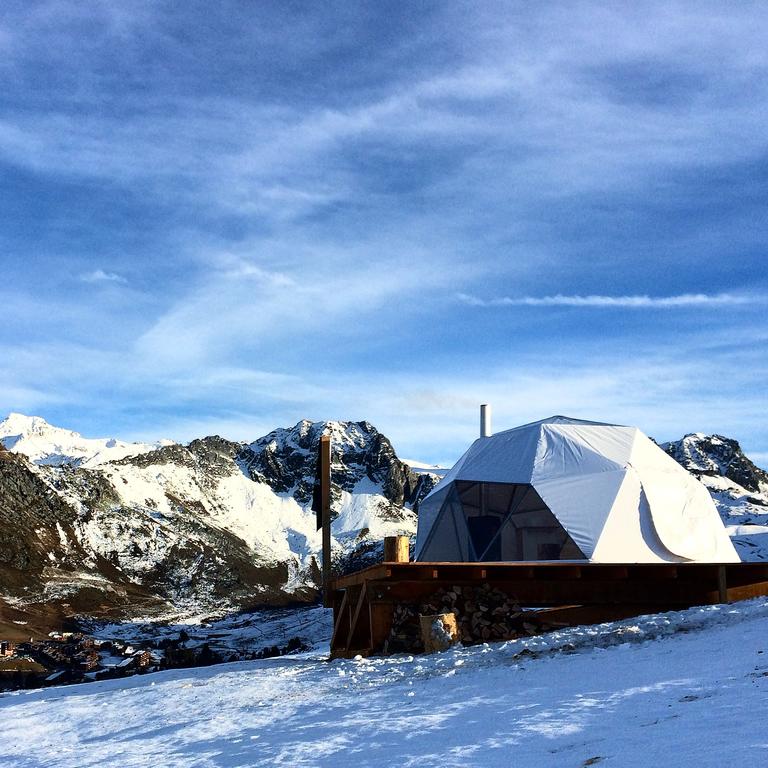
[[641, 465, 738, 561], [629, 433, 739, 562], [591, 469, 681, 562], [413, 483, 451, 557], [531, 424, 631, 482], [537, 423, 637, 475], [534, 469, 627, 559], [447, 423, 542, 484]]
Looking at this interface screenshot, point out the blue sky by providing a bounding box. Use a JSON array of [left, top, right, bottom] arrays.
[[1, 1, 767, 465]]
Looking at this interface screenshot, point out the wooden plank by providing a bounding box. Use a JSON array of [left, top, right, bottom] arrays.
[[331, 562, 768, 595], [626, 565, 678, 580], [329, 560, 768, 658], [331, 564, 390, 589], [582, 565, 628, 580], [369, 602, 394, 653], [724, 563, 768, 587], [330, 590, 350, 652], [524, 603, 683, 627], [723, 581, 768, 602], [345, 583, 371, 653], [362, 578, 713, 607]]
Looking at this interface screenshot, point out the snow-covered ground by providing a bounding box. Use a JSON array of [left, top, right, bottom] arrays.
[[83, 605, 333, 658], [5, 599, 768, 767]]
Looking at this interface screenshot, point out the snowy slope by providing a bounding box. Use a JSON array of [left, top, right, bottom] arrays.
[[3, 599, 768, 767], [0, 413, 173, 467]]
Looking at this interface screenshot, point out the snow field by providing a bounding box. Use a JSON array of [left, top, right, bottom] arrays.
[[4, 599, 768, 767]]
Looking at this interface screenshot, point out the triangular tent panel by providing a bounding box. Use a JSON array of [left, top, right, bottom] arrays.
[[534, 469, 628, 559], [629, 433, 737, 561], [591, 470, 673, 562], [413, 483, 451, 553], [531, 424, 632, 482], [414, 415, 739, 563]]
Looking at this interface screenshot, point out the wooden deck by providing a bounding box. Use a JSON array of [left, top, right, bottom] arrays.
[[329, 561, 768, 658]]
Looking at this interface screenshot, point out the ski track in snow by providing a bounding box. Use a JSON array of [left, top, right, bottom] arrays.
[[4, 599, 768, 767]]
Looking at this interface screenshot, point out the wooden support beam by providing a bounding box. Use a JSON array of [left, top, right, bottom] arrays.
[[330, 590, 350, 653], [320, 435, 332, 608], [718, 565, 728, 604], [369, 601, 394, 653], [330, 564, 390, 589], [346, 583, 370, 653], [724, 581, 768, 602]]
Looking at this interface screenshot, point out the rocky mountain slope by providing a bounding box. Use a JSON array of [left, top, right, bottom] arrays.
[[0, 415, 438, 625]]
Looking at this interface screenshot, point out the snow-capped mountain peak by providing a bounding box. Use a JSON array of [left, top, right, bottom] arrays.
[[662, 432, 768, 561], [0, 413, 173, 468], [662, 433, 768, 495]]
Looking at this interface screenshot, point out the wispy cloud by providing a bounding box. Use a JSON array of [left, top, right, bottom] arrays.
[[80, 269, 127, 285], [456, 292, 759, 309], [1, 3, 767, 465]]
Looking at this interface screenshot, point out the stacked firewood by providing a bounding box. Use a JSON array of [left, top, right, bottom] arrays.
[[384, 583, 558, 654]]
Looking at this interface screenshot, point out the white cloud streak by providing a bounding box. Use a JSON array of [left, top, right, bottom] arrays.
[[80, 269, 127, 285], [456, 292, 760, 309]]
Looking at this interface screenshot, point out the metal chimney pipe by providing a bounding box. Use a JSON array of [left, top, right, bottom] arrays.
[[480, 403, 492, 438]]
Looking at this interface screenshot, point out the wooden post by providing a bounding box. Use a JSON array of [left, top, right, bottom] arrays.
[[384, 535, 410, 563], [718, 565, 728, 604], [320, 435, 332, 608]]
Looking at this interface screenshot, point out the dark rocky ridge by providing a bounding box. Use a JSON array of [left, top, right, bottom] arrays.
[[662, 434, 768, 494], [239, 419, 434, 509]]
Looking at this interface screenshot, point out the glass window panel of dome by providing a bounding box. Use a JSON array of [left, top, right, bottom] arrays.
[[474, 484, 533, 560], [509, 486, 550, 515], [445, 494, 477, 562], [497, 485, 578, 560], [456, 481, 480, 512], [560, 536, 585, 560], [459, 482, 509, 560], [520, 526, 569, 561], [466, 514, 503, 561], [492, 493, 541, 560], [419, 490, 463, 562], [498, 515, 523, 560], [519, 519, 568, 559], [484, 483, 518, 515], [510, 509, 556, 528], [505, 483, 531, 515]]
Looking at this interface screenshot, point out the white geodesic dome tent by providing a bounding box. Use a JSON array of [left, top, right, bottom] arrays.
[[414, 416, 739, 563]]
